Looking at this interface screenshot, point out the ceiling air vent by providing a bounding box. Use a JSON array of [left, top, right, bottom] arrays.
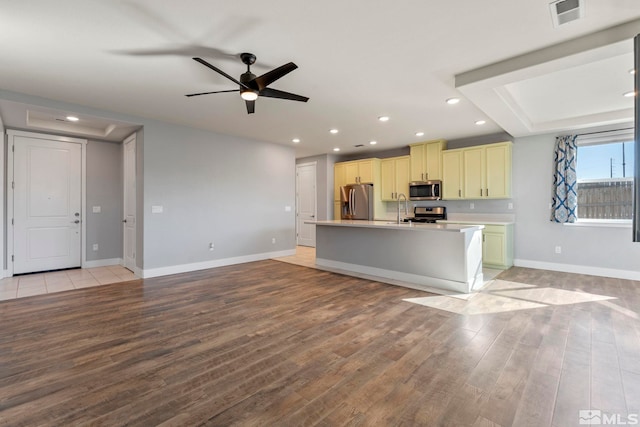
[[549, 0, 584, 27]]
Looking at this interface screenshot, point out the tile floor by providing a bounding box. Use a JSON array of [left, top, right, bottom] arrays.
[[0, 265, 139, 301]]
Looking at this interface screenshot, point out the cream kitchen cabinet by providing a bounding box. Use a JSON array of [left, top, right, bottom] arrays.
[[462, 142, 512, 199], [344, 159, 376, 184], [482, 224, 514, 269], [334, 162, 346, 202], [441, 149, 464, 200], [381, 156, 411, 201], [440, 221, 513, 269], [410, 139, 447, 182], [442, 141, 512, 200]]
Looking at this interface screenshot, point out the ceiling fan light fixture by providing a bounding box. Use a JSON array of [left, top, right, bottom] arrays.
[[240, 89, 258, 101]]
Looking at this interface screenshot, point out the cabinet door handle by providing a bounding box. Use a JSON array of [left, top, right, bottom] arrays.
[[458, 189, 461, 197], [486, 188, 489, 197], [480, 189, 483, 196]]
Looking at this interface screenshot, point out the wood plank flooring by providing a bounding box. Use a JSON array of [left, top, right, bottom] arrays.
[[0, 261, 639, 426]]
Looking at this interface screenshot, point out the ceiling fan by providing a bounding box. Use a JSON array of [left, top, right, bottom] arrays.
[[186, 53, 309, 114]]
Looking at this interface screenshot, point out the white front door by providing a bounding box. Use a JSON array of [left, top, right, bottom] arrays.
[[296, 162, 317, 247], [12, 133, 83, 274], [123, 134, 137, 272]]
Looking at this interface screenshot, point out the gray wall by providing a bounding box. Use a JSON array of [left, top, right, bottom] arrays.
[[512, 133, 640, 274], [142, 121, 296, 269], [86, 140, 123, 261], [0, 89, 297, 274]]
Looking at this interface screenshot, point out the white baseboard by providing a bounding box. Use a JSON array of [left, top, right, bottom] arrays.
[[83, 258, 123, 269], [513, 259, 640, 281], [140, 249, 296, 279], [315, 258, 481, 294]]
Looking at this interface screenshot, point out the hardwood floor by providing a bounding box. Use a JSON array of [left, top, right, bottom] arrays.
[[0, 261, 639, 426]]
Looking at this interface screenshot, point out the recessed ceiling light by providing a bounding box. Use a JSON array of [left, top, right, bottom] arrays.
[[446, 98, 460, 105], [378, 116, 390, 122], [630, 69, 637, 75], [66, 116, 79, 122], [415, 131, 425, 137], [623, 91, 636, 97], [292, 138, 300, 143], [329, 129, 339, 134], [475, 120, 486, 125], [369, 141, 377, 145], [333, 147, 340, 152]]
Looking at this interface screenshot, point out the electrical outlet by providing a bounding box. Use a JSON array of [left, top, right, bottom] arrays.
[[92, 243, 99, 251], [470, 203, 475, 210], [508, 203, 513, 210], [209, 242, 214, 251], [272, 238, 276, 244], [555, 246, 562, 254]]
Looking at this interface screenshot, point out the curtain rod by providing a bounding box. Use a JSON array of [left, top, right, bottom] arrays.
[[576, 127, 634, 137]]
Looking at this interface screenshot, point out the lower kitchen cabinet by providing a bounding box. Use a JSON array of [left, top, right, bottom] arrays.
[[482, 224, 513, 269], [442, 222, 513, 269]]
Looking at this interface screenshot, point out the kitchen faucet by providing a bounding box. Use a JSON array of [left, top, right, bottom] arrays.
[[397, 193, 408, 224]]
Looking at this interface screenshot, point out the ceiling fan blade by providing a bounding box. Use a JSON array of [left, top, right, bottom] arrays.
[[193, 57, 249, 89], [253, 62, 298, 90], [245, 100, 255, 114], [259, 88, 309, 102], [185, 89, 239, 97]]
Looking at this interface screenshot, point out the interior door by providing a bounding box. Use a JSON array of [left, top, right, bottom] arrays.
[[296, 162, 317, 247], [123, 134, 137, 271], [13, 135, 82, 274]]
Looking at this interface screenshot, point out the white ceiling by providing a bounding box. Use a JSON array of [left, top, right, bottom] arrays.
[[0, 1, 638, 157]]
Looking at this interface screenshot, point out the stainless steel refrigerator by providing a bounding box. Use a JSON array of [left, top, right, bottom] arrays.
[[340, 184, 374, 220]]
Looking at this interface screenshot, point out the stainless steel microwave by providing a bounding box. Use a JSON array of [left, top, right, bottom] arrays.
[[409, 180, 442, 201]]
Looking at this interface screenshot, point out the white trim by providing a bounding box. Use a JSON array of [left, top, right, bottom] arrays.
[[122, 133, 137, 271], [566, 220, 631, 228], [295, 161, 317, 247], [514, 258, 640, 281], [6, 130, 87, 277], [315, 258, 484, 294], [83, 258, 123, 268], [139, 249, 296, 279]]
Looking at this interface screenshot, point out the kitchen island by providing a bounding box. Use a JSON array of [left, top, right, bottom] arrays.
[[308, 220, 484, 294]]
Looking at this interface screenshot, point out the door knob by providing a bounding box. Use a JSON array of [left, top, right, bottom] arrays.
[[122, 219, 128, 223], [73, 220, 80, 224]]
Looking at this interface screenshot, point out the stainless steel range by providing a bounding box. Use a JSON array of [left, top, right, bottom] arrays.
[[403, 206, 446, 223]]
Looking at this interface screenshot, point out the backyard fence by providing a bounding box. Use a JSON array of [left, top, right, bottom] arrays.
[[577, 178, 634, 220]]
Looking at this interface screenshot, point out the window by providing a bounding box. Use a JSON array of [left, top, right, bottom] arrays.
[[576, 130, 634, 221]]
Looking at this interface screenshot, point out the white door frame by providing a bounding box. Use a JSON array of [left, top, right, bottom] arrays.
[[122, 133, 137, 272], [296, 161, 317, 246], [6, 130, 87, 277]]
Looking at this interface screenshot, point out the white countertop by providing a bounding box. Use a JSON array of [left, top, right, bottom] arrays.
[[307, 220, 484, 233]]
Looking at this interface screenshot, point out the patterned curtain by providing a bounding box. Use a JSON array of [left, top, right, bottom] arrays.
[[551, 135, 578, 223]]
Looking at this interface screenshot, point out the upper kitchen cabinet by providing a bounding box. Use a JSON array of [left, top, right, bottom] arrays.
[[334, 162, 346, 201], [441, 149, 464, 200], [344, 159, 378, 184], [381, 156, 410, 201], [462, 142, 512, 199], [409, 139, 447, 182], [442, 141, 512, 200]]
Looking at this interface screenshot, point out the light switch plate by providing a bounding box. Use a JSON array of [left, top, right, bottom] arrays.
[[92, 206, 101, 213], [151, 205, 163, 214]]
